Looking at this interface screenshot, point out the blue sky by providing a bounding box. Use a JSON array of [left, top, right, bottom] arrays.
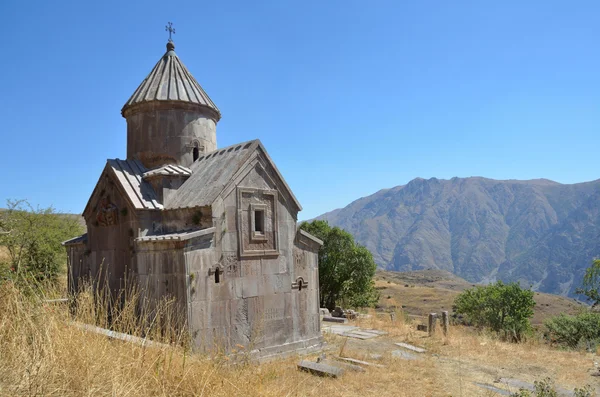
[[0, 1, 598, 220]]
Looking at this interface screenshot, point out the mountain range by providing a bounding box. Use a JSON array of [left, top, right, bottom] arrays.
[[316, 177, 600, 297]]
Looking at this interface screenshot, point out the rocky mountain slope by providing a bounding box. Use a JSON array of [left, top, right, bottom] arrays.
[[317, 177, 600, 297]]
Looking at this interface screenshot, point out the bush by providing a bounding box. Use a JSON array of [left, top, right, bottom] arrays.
[[0, 199, 84, 284], [509, 377, 594, 397], [544, 311, 600, 349], [453, 281, 535, 342]]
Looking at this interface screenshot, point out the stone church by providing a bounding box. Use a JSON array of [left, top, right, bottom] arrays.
[[63, 38, 323, 358]]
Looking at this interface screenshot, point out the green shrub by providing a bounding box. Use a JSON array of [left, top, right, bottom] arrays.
[[453, 281, 535, 342], [545, 311, 600, 349], [0, 199, 84, 284], [509, 377, 595, 397]]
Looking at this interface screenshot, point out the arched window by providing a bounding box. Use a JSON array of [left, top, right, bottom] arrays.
[[193, 146, 200, 161]]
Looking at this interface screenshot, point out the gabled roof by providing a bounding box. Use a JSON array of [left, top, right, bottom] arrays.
[[62, 233, 88, 246], [143, 164, 191, 179], [121, 41, 220, 120], [83, 159, 163, 216], [165, 140, 302, 211]]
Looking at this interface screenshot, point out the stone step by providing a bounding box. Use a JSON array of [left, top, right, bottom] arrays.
[[297, 360, 344, 378]]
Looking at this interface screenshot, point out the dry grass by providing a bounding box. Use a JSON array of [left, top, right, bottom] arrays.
[[375, 270, 583, 325], [1, 280, 598, 396], [0, 246, 9, 263]]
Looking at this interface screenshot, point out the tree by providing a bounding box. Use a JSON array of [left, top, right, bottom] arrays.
[[0, 199, 84, 283], [576, 259, 600, 306], [453, 281, 535, 341], [299, 220, 378, 309]]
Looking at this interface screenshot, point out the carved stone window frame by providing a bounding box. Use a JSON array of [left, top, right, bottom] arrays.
[[237, 187, 279, 258], [250, 203, 268, 241]]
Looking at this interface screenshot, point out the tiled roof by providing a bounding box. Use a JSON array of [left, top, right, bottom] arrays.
[[121, 41, 220, 120], [62, 233, 88, 246], [142, 164, 191, 179], [107, 159, 163, 210], [135, 227, 215, 243]]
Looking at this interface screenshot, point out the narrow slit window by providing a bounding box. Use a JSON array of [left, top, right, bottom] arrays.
[[214, 267, 220, 284], [193, 146, 199, 161], [298, 279, 303, 291], [254, 210, 264, 234]]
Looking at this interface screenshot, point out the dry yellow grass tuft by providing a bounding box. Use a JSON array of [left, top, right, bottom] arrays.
[[0, 246, 9, 263], [0, 280, 598, 396]]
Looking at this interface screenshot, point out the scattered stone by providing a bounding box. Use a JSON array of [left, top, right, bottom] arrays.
[[362, 329, 387, 336], [441, 311, 449, 336], [334, 357, 385, 368], [417, 324, 428, 332], [395, 342, 426, 353], [322, 324, 359, 335], [323, 359, 365, 372], [323, 316, 347, 323], [319, 308, 331, 316], [342, 330, 380, 339], [391, 350, 419, 360], [332, 306, 345, 318], [340, 332, 374, 340], [316, 353, 327, 363], [428, 313, 438, 336], [297, 360, 344, 378]]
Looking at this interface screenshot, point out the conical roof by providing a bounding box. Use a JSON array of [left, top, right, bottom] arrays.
[[122, 41, 221, 120]]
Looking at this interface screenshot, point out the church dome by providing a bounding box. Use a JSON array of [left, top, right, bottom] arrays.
[[121, 41, 221, 121]]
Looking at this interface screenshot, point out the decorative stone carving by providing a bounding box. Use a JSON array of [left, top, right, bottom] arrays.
[[96, 197, 118, 226], [292, 276, 308, 291], [236, 187, 279, 257]]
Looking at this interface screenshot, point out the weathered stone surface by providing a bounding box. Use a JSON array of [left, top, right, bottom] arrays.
[[65, 39, 324, 360], [334, 357, 385, 368], [322, 359, 365, 372], [391, 350, 420, 360], [395, 342, 426, 353], [297, 360, 344, 378], [323, 316, 347, 323]]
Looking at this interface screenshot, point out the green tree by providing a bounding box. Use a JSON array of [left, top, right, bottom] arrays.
[[545, 311, 600, 349], [453, 281, 535, 341], [299, 220, 378, 309], [0, 199, 84, 283], [576, 259, 600, 306]]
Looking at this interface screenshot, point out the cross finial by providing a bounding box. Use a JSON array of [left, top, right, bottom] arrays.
[[165, 22, 176, 42]]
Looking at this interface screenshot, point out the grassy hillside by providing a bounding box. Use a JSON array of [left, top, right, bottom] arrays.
[[374, 269, 584, 325]]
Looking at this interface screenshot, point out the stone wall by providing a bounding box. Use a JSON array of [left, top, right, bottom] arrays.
[[66, 242, 88, 294], [83, 171, 139, 298], [185, 152, 322, 356], [126, 104, 217, 169]]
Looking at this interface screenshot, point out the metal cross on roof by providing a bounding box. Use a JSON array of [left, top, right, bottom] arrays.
[[165, 22, 176, 41]]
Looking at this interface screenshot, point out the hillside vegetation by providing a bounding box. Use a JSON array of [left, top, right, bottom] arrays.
[[374, 269, 583, 325], [1, 280, 598, 396], [317, 177, 600, 298]]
